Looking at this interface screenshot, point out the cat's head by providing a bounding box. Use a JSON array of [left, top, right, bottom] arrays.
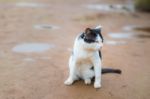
[[83, 26, 104, 43]]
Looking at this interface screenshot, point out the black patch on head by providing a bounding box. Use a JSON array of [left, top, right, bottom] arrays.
[[81, 27, 104, 43], [79, 32, 95, 42], [79, 33, 96, 43], [93, 28, 104, 42], [84, 38, 96, 43]]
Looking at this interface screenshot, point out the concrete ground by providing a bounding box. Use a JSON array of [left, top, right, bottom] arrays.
[[0, 0, 150, 99]]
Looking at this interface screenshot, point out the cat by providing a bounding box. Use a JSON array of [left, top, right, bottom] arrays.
[[64, 26, 121, 88]]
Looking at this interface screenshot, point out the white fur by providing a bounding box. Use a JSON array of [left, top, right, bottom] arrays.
[[64, 33, 103, 88], [95, 25, 102, 29]]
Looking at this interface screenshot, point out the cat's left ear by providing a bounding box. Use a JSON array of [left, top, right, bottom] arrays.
[[85, 28, 92, 34]]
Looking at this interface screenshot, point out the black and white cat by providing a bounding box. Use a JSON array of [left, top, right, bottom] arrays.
[[64, 26, 121, 88]]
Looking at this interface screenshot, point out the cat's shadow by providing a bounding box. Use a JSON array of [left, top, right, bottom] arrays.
[[73, 77, 95, 85]]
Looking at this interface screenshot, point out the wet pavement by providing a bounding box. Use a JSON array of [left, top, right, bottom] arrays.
[[108, 32, 133, 39], [0, 0, 150, 99], [86, 4, 134, 12], [12, 43, 54, 53], [105, 40, 127, 46], [15, 2, 48, 8], [34, 24, 60, 30]]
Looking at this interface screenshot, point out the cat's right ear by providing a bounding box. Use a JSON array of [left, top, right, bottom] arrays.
[[85, 28, 91, 34]]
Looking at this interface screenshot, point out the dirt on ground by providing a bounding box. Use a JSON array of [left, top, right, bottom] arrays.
[[0, 0, 150, 99]]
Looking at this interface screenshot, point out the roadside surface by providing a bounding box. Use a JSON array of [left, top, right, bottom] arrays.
[[0, 0, 150, 99]]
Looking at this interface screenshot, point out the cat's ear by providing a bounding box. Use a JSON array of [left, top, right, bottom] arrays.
[[85, 28, 91, 34], [94, 26, 104, 42], [95, 25, 102, 29], [95, 25, 102, 33]]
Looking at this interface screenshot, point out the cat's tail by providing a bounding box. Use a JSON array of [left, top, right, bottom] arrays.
[[102, 68, 122, 74]]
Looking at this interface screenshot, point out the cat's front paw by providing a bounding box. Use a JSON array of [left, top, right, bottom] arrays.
[[94, 82, 101, 88], [64, 79, 74, 85]]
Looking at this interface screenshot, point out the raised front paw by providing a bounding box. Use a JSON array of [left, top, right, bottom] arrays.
[[94, 82, 101, 88], [64, 79, 74, 85]]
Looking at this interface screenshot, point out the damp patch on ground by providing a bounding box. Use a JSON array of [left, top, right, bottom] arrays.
[[123, 25, 150, 33], [86, 4, 134, 12], [0, 0, 19, 3], [105, 40, 127, 46], [135, 34, 150, 39], [34, 24, 60, 30], [12, 43, 55, 53], [74, 13, 108, 22], [15, 2, 48, 8], [108, 32, 133, 39], [23, 57, 35, 62], [39, 56, 52, 60], [23, 56, 51, 62]]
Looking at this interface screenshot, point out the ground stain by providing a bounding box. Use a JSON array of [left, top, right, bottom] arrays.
[[23, 58, 35, 62], [39, 56, 51, 60], [15, 2, 48, 8], [123, 25, 150, 33], [108, 32, 133, 39], [121, 84, 127, 88], [134, 27, 150, 33], [105, 40, 127, 46], [108, 91, 114, 96], [86, 4, 134, 12], [23, 56, 51, 62], [79, 13, 108, 21], [34, 24, 60, 30], [12, 43, 55, 53], [108, 31, 150, 42], [136, 34, 150, 38]]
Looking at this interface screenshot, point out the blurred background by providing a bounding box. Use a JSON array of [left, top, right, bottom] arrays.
[[0, 0, 149, 99]]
